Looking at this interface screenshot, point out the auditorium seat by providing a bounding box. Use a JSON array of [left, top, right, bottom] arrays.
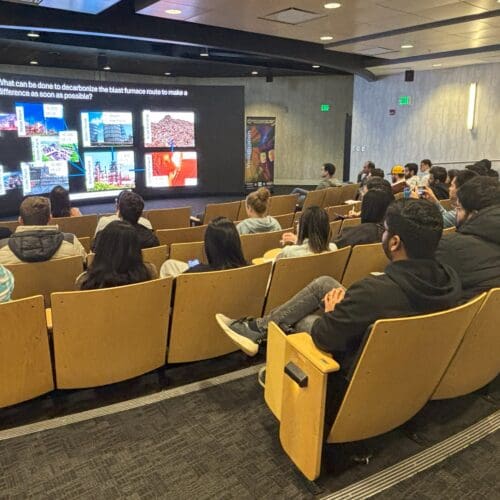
[[327, 205, 352, 219], [143, 207, 191, 230], [5, 256, 84, 307], [341, 242, 389, 287], [236, 200, 247, 221], [263, 247, 351, 314], [167, 262, 272, 363], [323, 187, 343, 208], [141, 245, 168, 275], [52, 214, 98, 238], [202, 200, 241, 224], [265, 292, 485, 479], [339, 183, 359, 203], [273, 213, 295, 229], [0, 220, 19, 233], [169, 241, 207, 264], [156, 225, 207, 253], [440, 199, 453, 211], [0, 295, 54, 408], [340, 217, 362, 230], [78, 236, 92, 254], [240, 229, 290, 262], [443, 226, 456, 235], [302, 189, 327, 211], [432, 288, 500, 399], [51, 277, 173, 388], [269, 194, 299, 216], [329, 220, 343, 241]]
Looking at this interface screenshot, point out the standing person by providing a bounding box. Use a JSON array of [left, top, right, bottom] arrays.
[[404, 163, 420, 190], [236, 187, 281, 235], [50, 185, 82, 218], [420, 159, 432, 186], [0, 264, 14, 302], [428, 166, 449, 200], [77, 221, 156, 290]]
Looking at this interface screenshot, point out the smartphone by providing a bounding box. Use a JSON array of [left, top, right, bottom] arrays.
[[188, 259, 200, 268], [418, 187, 425, 198]]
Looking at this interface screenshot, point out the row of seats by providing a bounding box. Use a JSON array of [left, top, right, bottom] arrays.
[[264, 287, 500, 480], [0, 243, 391, 408]]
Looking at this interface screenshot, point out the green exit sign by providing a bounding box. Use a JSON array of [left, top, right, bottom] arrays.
[[398, 96, 412, 106], [320, 104, 331, 112]]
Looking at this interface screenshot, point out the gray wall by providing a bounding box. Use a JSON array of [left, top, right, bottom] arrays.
[[351, 63, 500, 179], [0, 65, 353, 185]]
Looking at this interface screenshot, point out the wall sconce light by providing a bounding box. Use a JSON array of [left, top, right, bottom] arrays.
[[467, 82, 477, 131]]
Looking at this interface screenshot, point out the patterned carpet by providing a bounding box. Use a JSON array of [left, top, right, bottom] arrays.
[[0, 374, 498, 499]]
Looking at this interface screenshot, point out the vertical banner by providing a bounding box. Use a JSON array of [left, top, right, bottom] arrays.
[[245, 117, 275, 189]]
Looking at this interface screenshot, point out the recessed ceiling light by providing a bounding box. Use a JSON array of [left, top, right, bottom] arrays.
[[164, 72, 171, 76], [251, 71, 259, 75], [103, 65, 111, 71], [312, 65, 321, 69], [432, 63, 442, 67], [320, 36, 333, 41], [401, 43, 414, 49], [324, 2, 342, 8], [29, 60, 38, 65], [165, 9, 182, 14], [27, 31, 39, 38], [200, 49, 209, 57]]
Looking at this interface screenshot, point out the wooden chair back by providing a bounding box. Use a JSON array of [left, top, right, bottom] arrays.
[[78, 236, 92, 254], [169, 241, 207, 264], [394, 191, 404, 200], [240, 229, 289, 262], [341, 217, 362, 230], [302, 189, 327, 211], [269, 194, 298, 216], [0, 220, 19, 233], [327, 205, 352, 219], [156, 225, 207, 252], [51, 278, 173, 388], [440, 199, 453, 211], [339, 183, 359, 203], [0, 295, 54, 408], [53, 214, 98, 238], [237, 200, 247, 221], [328, 294, 485, 443], [443, 227, 456, 235], [141, 245, 168, 275], [264, 247, 351, 314], [273, 213, 295, 229], [330, 220, 343, 241], [143, 207, 191, 229], [203, 200, 241, 223], [168, 262, 272, 363], [5, 256, 84, 307], [323, 187, 343, 208], [341, 242, 389, 288], [432, 289, 500, 399]]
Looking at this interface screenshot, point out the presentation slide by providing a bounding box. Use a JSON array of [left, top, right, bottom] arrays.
[[0, 112, 16, 131], [21, 160, 69, 195], [84, 150, 135, 192], [143, 110, 195, 148], [81, 111, 133, 147], [31, 130, 80, 163], [145, 151, 197, 188], [0, 166, 22, 196], [15, 102, 65, 137]]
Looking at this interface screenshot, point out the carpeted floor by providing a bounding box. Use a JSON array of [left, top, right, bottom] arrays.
[[1, 373, 498, 499]]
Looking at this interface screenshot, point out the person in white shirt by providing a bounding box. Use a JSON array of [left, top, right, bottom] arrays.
[[404, 162, 420, 190], [420, 159, 432, 186]]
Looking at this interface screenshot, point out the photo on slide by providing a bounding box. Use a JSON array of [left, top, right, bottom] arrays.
[[0, 112, 17, 131], [31, 131, 80, 163], [143, 110, 195, 148], [0, 166, 23, 196], [15, 102, 65, 137], [145, 151, 197, 188], [81, 111, 133, 147], [84, 150, 135, 192], [21, 160, 69, 195]]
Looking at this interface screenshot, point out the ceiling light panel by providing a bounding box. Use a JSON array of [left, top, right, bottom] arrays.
[[136, 1, 208, 20], [2, 0, 122, 14]]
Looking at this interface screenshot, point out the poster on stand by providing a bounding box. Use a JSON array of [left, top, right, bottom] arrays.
[[245, 117, 275, 189]]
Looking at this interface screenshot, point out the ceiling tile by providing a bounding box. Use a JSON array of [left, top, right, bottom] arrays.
[[375, 0, 460, 14], [415, 2, 488, 20]]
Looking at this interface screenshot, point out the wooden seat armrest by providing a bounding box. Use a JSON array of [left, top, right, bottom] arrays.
[[45, 308, 52, 331], [287, 333, 340, 374]]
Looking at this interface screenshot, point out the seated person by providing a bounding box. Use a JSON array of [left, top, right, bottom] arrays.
[[77, 221, 156, 290], [334, 189, 394, 248], [390, 165, 407, 194], [370, 168, 385, 179], [421, 169, 477, 228], [160, 217, 247, 277], [93, 191, 158, 250], [0, 264, 14, 302], [95, 190, 152, 235], [358, 161, 375, 188], [475, 159, 499, 180], [291, 163, 342, 200], [420, 159, 432, 186], [404, 162, 420, 189], [0, 197, 86, 265], [277, 206, 337, 259], [428, 166, 449, 200], [50, 185, 82, 218], [216, 199, 462, 377], [436, 176, 500, 300], [350, 177, 392, 217], [236, 187, 281, 235]]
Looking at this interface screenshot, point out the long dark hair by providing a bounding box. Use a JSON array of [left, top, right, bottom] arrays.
[[204, 217, 247, 270], [361, 189, 394, 224], [297, 206, 330, 253], [81, 221, 151, 290], [50, 185, 72, 218]]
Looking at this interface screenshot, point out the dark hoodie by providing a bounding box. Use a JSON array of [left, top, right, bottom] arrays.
[[430, 182, 449, 201], [7, 229, 65, 262], [436, 205, 500, 300], [311, 259, 462, 375]]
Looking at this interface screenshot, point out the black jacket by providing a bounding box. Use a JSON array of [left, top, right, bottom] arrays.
[[6, 229, 73, 262], [335, 222, 383, 249], [311, 259, 462, 375], [430, 182, 449, 200], [436, 205, 500, 300]]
